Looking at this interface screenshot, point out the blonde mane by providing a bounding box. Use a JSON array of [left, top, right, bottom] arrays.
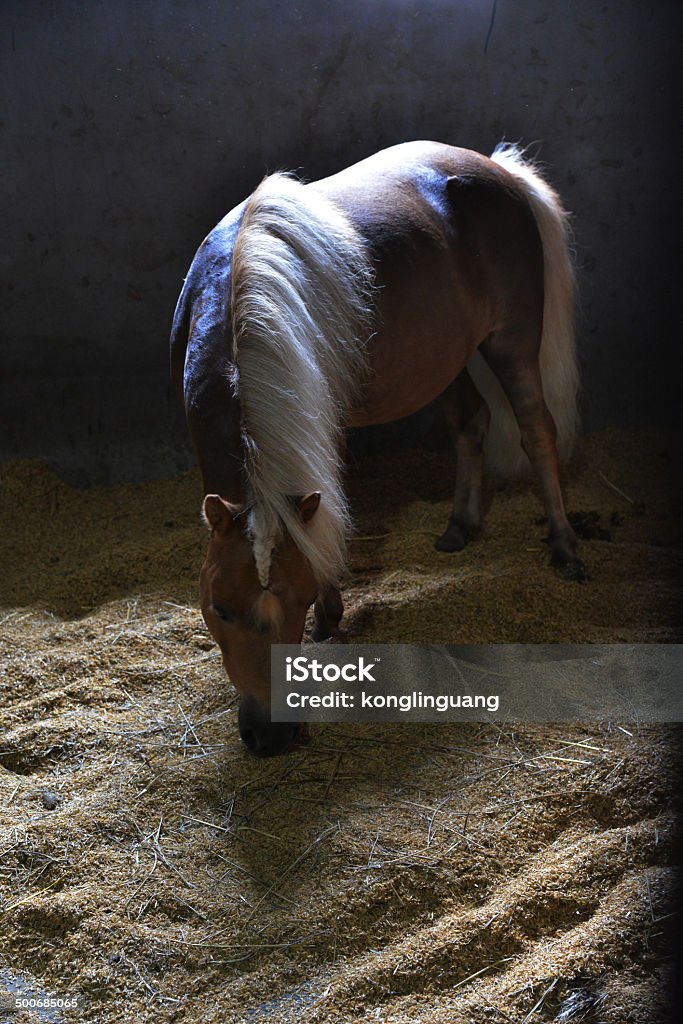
[[230, 173, 375, 586]]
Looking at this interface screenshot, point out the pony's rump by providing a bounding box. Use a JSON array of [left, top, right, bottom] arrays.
[[230, 173, 375, 586]]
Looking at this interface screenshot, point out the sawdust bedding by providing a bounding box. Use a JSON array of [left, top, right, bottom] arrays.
[[0, 430, 680, 1024]]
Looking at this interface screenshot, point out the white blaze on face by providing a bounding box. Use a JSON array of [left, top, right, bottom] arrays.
[[247, 504, 279, 589]]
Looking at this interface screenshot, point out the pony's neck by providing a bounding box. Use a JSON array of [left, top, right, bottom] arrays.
[[177, 203, 250, 503], [184, 357, 246, 502]]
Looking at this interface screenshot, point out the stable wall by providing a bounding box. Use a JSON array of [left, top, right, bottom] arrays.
[[1, 0, 679, 483]]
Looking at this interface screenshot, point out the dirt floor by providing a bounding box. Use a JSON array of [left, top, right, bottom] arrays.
[[0, 430, 681, 1023]]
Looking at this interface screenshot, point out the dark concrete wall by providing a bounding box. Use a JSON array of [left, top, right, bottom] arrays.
[[2, 0, 679, 483]]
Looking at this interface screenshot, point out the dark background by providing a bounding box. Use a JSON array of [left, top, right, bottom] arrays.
[[1, 0, 679, 485]]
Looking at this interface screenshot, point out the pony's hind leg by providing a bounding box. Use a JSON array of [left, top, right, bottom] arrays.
[[312, 584, 344, 642], [435, 369, 491, 552], [479, 332, 585, 580]]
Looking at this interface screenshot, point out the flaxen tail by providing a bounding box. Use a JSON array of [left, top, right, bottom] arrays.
[[467, 143, 579, 479]]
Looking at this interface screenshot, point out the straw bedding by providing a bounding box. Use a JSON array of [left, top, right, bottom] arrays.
[[0, 430, 680, 1023]]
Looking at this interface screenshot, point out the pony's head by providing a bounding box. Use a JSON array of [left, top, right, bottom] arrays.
[[200, 492, 321, 757]]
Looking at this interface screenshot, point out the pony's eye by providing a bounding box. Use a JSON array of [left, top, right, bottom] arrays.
[[212, 603, 236, 623]]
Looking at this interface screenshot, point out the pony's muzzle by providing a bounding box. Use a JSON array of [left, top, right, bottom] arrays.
[[238, 696, 299, 758]]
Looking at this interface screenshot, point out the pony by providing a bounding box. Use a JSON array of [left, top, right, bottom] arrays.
[[170, 141, 583, 757]]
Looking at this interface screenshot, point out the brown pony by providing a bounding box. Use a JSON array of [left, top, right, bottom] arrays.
[[170, 141, 583, 756]]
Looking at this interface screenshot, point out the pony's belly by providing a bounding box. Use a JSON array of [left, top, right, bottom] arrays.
[[348, 335, 478, 427]]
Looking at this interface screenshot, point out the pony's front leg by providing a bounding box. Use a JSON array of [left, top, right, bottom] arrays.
[[311, 584, 344, 642]]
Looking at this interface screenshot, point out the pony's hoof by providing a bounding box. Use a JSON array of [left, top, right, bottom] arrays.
[[311, 621, 340, 643], [435, 522, 466, 552], [553, 555, 586, 582], [311, 627, 335, 643]]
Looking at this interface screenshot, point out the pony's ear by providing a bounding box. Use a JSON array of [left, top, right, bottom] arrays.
[[295, 492, 321, 524], [202, 495, 241, 533]]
